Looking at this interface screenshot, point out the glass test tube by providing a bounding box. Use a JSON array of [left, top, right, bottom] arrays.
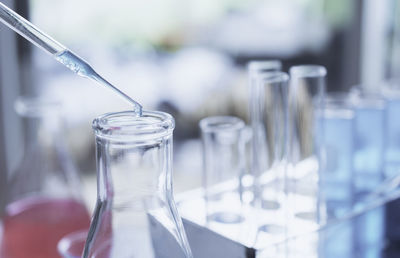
[[381, 80, 400, 243], [317, 93, 355, 258], [350, 86, 386, 257], [319, 93, 355, 220], [246, 71, 290, 251], [288, 65, 326, 227], [200, 116, 245, 224], [350, 87, 386, 198], [250, 71, 289, 220], [247, 60, 282, 204], [382, 79, 400, 179]]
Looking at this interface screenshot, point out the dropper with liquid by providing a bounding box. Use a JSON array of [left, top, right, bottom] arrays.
[[0, 2, 142, 116]]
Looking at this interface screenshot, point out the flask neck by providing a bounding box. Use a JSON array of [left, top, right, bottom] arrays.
[[95, 135, 173, 208]]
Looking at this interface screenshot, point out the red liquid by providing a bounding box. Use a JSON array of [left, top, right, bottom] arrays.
[[1, 197, 91, 258]]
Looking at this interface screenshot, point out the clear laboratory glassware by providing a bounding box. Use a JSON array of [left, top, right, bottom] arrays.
[[350, 87, 386, 197], [318, 93, 355, 220], [250, 71, 289, 235], [316, 93, 355, 258], [83, 111, 192, 258], [200, 116, 245, 224], [248, 60, 282, 124], [247, 60, 282, 206], [381, 79, 400, 244], [0, 97, 91, 258], [287, 65, 326, 229], [382, 79, 400, 179], [350, 86, 386, 257]]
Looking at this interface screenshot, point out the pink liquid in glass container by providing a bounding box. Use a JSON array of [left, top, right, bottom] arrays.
[[1, 197, 91, 258]]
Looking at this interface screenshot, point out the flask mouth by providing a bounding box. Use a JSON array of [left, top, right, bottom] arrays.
[[92, 110, 175, 142]]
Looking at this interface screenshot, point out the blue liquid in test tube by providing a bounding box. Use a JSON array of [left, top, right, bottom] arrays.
[[383, 85, 400, 243], [317, 96, 355, 258], [319, 103, 355, 219], [352, 94, 386, 258], [385, 98, 400, 178]]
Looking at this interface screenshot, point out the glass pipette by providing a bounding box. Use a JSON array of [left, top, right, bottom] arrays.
[[0, 2, 142, 116]]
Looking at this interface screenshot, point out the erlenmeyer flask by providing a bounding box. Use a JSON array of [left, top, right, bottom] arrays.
[[0, 97, 91, 258], [83, 111, 192, 258]]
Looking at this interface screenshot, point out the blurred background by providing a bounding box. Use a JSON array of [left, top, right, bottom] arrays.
[[0, 0, 399, 209]]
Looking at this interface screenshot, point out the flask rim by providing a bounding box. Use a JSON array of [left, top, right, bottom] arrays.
[[92, 110, 175, 141]]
